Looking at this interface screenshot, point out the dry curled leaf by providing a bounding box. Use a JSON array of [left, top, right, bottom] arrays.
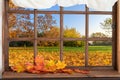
[[74, 69, 89, 74], [61, 69, 73, 74]]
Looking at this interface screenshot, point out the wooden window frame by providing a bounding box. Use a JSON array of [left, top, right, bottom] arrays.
[[2, 0, 119, 72]]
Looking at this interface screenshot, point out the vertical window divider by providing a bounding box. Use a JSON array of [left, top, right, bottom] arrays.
[[34, 9, 38, 61], [5, 0, 9, 71], [112, 3, 117, 70], [85, 6, 89, 67], [60, 7, 63, 61]]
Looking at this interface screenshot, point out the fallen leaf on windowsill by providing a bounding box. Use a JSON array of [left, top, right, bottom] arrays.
[[74, 69, 90, 74]]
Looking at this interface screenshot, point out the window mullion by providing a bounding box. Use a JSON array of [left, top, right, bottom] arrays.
[[34, 9, 38, 59], [60, 7, 63, 61], [85, 6, 89, 67], [4, 0, 9, 71]]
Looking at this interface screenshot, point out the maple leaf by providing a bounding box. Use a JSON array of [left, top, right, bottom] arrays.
[[25, 63, 34, 71], [45, 60, 55, 67], [56, 61, 67, 70], [44, 60, 57, 72], [35, 55, 45, 66], [11, 64, 25, 73], [34, 65, 44, 71]]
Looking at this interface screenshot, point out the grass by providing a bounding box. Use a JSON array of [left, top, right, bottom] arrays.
[[89, 46, 112, 52], [9, 46, 112, 53]]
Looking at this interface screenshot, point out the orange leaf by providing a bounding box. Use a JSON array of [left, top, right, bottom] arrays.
[[30, 69, 41, 74], [34, 65, 44, 71], [25, 63, 34, 71], [35, 55, 45, 66]]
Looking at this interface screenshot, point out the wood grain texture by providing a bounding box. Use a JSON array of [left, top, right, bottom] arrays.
[[117, 0, 120, 73], [4, 0, 9, 71], [2, 70, 120, 79], [112, 2, 117, 70], [2, 0, 5, 73]]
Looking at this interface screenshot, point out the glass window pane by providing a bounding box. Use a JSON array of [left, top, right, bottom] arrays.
[[64, 5, 85, 11], [37, 41, 60, 61], [89, 8, 112, 11], [64, 15, 85, 38], [37, 14, 60, 38], [9, 41, 34, 67], [88, 41, 112, 66], [8, 13, 34, 38], [63, 41, 85, 66], [89, 15, 112, 38]]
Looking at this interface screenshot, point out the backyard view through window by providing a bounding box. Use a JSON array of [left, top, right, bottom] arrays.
[[7, 0, 113, 73]]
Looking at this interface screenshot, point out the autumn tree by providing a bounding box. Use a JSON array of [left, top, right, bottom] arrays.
[[91, 32, 111, 46], [9, 0, 34, 38], [38, 26, 60, 46], [44, 26, 60, 46], [37, 14, 58, 46], [100, 18, 112, 37], [9, 0, 18, 9], [9, 0, 35, 47], [37, 14, 56, 35], [64, 27, 84, 47], [91, 32, 107, 38], [9, 14, 34, 38]]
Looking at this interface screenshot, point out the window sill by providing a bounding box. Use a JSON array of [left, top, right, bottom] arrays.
[[2, 70, 120, 79]]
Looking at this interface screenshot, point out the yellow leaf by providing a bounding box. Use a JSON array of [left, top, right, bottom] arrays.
[[11, 64, 25, 73], [46, 60, 55, 67], [56, 61, 67, 70]]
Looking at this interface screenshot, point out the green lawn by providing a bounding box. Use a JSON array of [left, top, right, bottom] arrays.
[[9, 46, 112, 53], [88, 46, 112, 52]]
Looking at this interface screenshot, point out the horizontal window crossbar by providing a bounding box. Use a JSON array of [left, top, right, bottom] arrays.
[[66, 66, 113, 70], [9, 38, 112, 41], [8, 10, 112, 15]]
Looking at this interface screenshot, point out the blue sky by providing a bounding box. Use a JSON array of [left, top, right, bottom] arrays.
[[38, 4, 112, 37], [45, 4, 112, 37], [52, 14, 112, 36]]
